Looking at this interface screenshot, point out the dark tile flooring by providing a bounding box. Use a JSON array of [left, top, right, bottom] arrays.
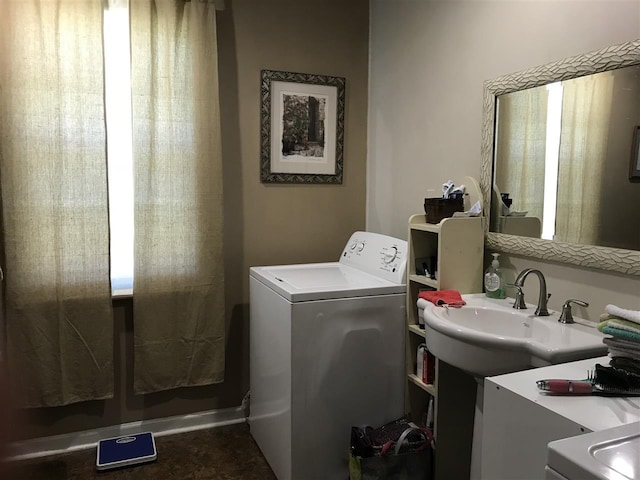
[[5, 423, 277, 480]]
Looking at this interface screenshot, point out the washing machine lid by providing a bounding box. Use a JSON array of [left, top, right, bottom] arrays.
[[250, 262, 406, 302], [547, 421, 640, 480]]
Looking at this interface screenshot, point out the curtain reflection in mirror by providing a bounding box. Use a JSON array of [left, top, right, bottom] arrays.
[[494, 86, 547, 230], [495, 73, 615, 245], [555, 72, 613, 245]]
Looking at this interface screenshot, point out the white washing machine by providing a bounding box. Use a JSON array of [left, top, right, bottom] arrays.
[[249, 231, 407, 480]]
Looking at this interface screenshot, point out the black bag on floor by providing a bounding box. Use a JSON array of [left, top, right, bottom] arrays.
[[349, 417, 433, 480]]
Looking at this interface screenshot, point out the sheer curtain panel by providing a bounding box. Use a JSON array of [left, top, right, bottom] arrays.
[[0, 0, 114, 407], [555, 73, 614, 245], [130, 0, 225, 394], [495, 88, 549, 220]]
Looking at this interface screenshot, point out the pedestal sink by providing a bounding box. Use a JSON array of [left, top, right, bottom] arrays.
[[420, 293, 608, 480], [420, 293, 607, 378]]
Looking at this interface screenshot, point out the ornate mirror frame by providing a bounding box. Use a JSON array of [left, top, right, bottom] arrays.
[[480, 39, 640, 276]]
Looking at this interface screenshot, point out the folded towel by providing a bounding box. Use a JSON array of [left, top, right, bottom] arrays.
[[604, 337, 640, 358], [597, 318, 640, 337], [602, 325, 640, 343], [608, 347, 640, 362], [418, 290, 465, 307], [604, 336, 640, 351], [605, 305, 640, 325]]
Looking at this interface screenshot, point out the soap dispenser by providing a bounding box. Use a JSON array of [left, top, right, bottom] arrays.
[[484, 253, 506, 299]]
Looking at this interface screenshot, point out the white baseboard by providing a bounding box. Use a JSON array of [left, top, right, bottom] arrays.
[[9, 405, 247, 461]]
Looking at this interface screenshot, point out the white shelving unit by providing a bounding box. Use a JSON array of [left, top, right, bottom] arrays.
[[405, 213, 484, 480]]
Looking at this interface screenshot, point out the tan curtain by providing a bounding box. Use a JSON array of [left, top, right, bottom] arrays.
[[494, 87, 548, 221], [130, 0, 225, 394], [555, 73, 614, 245], [0, 0, 114, 407]]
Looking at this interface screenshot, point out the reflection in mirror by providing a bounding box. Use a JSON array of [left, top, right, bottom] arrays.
[[493, 65, 640, 250], [480, 39, 640, 276]]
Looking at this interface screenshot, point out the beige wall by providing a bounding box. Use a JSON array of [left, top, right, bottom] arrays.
[[222, 0, 369, 278], [18, 0, 369, 440], [368, 0, 640, 319]]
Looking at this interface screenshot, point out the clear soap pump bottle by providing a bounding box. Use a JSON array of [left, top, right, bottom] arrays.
[[484, 253, 506, 299]]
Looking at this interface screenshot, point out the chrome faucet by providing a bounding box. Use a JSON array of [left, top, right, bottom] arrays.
[[558, 299, 589, 324], [513, 268, 551, 316]]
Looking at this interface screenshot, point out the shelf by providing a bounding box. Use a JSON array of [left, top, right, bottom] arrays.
[[406, 181, 484, 480], [408, 221, 441, 233], [408, 324, 425, 337], [408, 374, 436, 396], [409, 274, 438, 288], [409, 215, 483, 233]]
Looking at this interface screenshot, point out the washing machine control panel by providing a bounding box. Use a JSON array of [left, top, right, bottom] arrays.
[[340, 231, 407, 284]]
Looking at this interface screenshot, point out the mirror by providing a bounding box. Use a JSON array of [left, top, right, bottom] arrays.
[[480, 39, 640, 276], [493, 65, 640, 250]]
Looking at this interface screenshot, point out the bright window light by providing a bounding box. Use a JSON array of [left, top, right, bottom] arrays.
[[541, 82, 563, 241], [103, 3, 134, 293]]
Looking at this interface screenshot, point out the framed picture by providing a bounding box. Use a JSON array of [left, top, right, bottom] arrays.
[[260, 70, 345, 183], [631, 125, 640, 180]]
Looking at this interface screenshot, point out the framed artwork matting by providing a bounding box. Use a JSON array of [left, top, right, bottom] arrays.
[[260, 69, 345, 184]]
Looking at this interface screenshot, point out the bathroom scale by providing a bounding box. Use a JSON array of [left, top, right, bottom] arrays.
[[96, 432, 157, 471]]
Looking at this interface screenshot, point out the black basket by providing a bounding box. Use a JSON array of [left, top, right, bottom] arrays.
[[423, 197, 464, 224], [350, 418, 434, 480]]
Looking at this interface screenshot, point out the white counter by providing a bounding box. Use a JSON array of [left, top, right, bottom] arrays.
[[481, 356, 640, 480]]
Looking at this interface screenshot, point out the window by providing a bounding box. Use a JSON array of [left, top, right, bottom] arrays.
[[2, 0, 225, 403], [104, 2, 134, 293]]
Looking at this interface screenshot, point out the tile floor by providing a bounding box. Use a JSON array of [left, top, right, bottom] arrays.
[[5, 423, 277, 480]]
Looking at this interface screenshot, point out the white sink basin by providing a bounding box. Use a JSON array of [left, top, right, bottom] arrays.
[[420, 293, 607, 377]]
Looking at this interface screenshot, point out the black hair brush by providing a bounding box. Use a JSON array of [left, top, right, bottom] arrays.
[[536, 363, 640, 396]]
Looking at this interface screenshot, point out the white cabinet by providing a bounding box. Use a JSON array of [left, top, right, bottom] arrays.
[[482, 356, 640, 480], [405, 213, 484, 480]]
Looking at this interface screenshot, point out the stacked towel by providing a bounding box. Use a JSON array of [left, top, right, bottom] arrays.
[[597, 304, 640, 372], [606, 305, 640, 323], [597, 316, 640, 344]]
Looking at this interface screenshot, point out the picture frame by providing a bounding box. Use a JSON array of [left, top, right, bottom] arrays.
[[631, 125, 640, 180], [260, 69, 345, 184]]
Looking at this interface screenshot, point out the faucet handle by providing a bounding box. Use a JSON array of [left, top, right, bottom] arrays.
[[506, 284, 526, 310], [558, 299, 589, 324]]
